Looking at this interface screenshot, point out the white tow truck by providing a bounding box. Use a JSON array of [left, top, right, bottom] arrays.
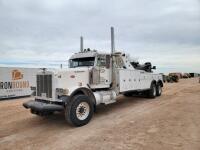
[[23, 27, 163, 126]]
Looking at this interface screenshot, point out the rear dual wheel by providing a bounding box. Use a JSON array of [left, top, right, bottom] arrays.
[[148, 82, 163, 98], [148, 83, 157, 98], [156, 83, 162, 96]]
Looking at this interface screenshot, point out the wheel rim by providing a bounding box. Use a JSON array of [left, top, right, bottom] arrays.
[[158, 85, 162, 94], [76, 102, 90, 120], [153, 85, 156, 96]]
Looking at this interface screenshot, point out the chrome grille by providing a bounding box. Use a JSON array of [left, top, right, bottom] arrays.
[[36, 74, 52, 98]]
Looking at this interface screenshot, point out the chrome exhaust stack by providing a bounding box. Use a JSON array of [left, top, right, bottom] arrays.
[[110, 27, 116, 89], [111, 27, 115, 54], [80, 36, 84, 52]]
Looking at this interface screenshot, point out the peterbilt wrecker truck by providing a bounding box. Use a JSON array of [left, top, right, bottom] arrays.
[[23, 27, 163, 126]]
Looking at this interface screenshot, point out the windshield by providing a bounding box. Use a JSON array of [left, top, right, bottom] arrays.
[[69, 57, 95, 68]]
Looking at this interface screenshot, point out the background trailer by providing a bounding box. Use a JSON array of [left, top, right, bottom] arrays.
[[0, 67, 39, 99], [189, 73, 200, 78]]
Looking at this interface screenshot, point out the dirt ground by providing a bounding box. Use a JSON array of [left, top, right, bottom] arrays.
[[0, 78, 200, 150]]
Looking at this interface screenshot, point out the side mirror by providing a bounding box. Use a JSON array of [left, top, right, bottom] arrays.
[[106, 55, 110, 69], [97, 57, 101, 66], [152, 66, 156, 70]]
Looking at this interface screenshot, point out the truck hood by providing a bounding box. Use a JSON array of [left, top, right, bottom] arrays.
[[56, 67, 91, 74], [55, 67, 91, 93]]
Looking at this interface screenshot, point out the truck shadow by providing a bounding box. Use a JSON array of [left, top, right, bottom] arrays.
[[39, 95, 152, 128]]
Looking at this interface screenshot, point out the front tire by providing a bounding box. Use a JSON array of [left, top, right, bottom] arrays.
[[65, 95, 94, 127]]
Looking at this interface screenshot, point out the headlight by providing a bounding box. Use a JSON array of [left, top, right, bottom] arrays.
[[56, 88, 69, 95], [63, 89, 69, 95]]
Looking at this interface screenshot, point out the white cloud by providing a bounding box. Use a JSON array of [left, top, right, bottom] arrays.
[[0, 0, 199, 73]]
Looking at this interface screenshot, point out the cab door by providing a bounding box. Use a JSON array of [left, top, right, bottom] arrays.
[[96, 54, 111, 86]]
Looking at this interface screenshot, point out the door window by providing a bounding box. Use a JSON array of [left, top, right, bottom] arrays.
[[97, 55, 107, 67]]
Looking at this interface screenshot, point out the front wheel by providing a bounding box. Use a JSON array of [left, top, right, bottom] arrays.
[[65, 95, 94, 127]]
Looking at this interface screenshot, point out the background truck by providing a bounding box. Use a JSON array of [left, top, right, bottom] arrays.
[[23, 27, 163, 126]]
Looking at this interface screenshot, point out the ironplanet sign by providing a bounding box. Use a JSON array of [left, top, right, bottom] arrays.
[[0, 67, 38, 99], [0, 69, 30, 89], [0, 81, 29, 89]]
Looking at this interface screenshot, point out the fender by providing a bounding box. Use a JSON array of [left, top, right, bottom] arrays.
[[150, 80, 157, 87], [66, 87, 96, 106], [157, 80, 163, 87]]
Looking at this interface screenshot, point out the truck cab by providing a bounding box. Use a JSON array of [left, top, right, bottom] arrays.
[[68, 49, 112, 89]]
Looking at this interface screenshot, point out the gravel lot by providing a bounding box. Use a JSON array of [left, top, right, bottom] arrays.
[[0, 78, 200, 150]]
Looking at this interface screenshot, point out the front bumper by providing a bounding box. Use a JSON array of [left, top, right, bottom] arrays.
[[23, 100, 64, 112]]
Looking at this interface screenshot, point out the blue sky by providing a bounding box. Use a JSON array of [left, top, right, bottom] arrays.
[[0, 0, 200, 74]]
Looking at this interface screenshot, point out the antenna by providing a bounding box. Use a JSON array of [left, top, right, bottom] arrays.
[[80, 36, 84, 52]]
